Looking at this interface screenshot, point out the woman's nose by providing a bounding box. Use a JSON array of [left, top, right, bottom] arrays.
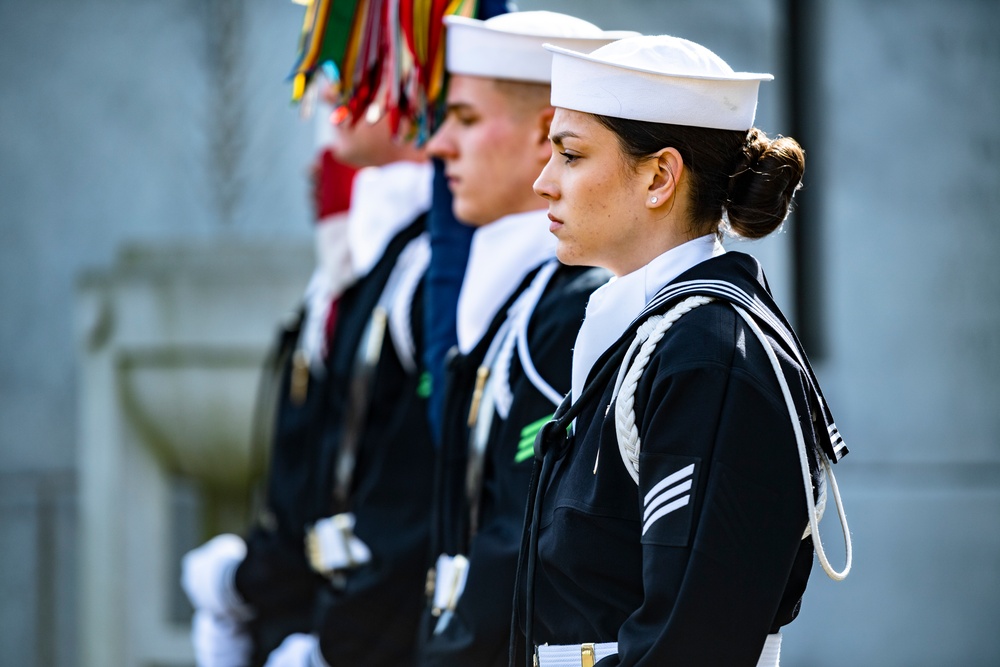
[[533, 158, 558, 200]]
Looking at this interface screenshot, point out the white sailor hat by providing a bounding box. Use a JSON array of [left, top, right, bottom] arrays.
[[444, 11, 637, 84], [545, 35, 774, 130]]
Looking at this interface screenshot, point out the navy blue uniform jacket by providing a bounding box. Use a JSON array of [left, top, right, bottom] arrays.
[[234, 216, 433, 666], [517, 252, 841, 666], [419, 264, 609, 667]]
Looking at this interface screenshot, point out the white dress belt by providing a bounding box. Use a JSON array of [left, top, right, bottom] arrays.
[[536, 632, 782, 667], [535, 641, 617, 667]]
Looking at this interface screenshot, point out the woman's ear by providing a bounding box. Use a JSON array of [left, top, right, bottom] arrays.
[[646, 147, 684, 210]]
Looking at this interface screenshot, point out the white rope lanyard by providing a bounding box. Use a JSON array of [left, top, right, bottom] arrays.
[[732, 304, 852, 581], [612, 295, 715, 483], [612, 297, 852, 581]]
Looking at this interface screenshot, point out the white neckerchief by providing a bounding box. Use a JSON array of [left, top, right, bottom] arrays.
[[300, 212, 352, 370], [385, 233, 432, 374], [347, 160, 433, 278], [570, 234, 725, 402], [456, 209, 557, 354]]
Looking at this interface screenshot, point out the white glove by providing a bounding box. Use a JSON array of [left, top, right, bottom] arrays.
[[263, 633, 328, 667], [182, 534, 251, 619], [192, 609, 252, 667]]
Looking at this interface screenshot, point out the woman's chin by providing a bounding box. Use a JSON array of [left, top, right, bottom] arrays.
[[555, 244, 582, 267]]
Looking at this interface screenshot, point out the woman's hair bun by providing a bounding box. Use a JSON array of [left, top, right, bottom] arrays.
[[725, 129, 805, 239]]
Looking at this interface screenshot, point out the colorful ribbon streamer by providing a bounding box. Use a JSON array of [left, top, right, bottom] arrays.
[[288, 0, 480, 142]]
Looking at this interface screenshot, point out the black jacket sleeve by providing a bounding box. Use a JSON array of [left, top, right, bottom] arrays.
[[313, 281, 437, 666]]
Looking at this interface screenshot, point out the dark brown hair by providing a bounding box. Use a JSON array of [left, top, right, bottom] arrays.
[[593, 115, 805, 239]]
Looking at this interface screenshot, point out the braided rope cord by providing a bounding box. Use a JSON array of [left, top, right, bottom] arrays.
[[613, 296, 715, 483], [612, 296, 851, 581]]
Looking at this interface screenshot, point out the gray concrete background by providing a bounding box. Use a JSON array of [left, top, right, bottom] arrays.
[[1, 0, 998, 665], [1, 1, 315, 664]]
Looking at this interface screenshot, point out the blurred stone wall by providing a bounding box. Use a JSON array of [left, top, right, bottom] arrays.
[[0, 0, 317, 665]]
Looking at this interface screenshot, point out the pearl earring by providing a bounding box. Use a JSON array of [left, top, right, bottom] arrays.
[[650, 196, 658, 204]]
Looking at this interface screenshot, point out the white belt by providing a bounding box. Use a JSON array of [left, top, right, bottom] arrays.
[[535, 632, 781, 667], [429, 553, 470, 634], [535, 642, 617, 667], [304, 512, 372, 575]]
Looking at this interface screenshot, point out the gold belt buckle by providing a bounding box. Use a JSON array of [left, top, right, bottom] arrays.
[[304, 525, 323, 574], [333, 513, 357, 568], [580, 643, 596, 667]]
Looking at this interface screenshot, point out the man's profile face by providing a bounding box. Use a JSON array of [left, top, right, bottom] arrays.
[[426, 75, 551, 226]]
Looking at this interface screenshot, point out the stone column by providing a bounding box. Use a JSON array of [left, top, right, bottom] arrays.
[[77, 241, 312, 667]]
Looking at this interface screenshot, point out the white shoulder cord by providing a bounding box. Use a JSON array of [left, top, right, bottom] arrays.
[[612, 297, 851, 581], [612, 296, 715, 483], [731, 304, 851, 581]]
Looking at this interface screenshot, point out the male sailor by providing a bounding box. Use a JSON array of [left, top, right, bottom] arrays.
[[182, 79, 436, 667], [416, 12, 634, 667]]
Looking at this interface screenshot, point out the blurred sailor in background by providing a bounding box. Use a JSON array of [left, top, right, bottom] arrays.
[[181, 73, 436, 666]]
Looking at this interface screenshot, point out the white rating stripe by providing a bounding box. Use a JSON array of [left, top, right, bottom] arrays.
[[642, 463, 695, 535]]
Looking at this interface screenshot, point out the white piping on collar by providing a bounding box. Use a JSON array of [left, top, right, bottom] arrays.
[[456, 209, 557, 354], [570, 234, 724, 402]]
